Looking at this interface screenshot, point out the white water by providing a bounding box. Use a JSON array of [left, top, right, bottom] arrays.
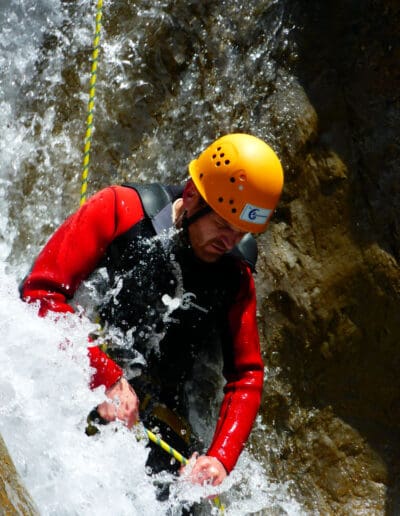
[[0, 1, 303, 514]]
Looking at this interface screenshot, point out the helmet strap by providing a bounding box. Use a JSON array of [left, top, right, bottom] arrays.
[[182, 205, 212, 229]]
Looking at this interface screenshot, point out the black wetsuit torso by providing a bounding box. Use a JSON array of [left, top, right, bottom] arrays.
[[98, 184, 245, 415]]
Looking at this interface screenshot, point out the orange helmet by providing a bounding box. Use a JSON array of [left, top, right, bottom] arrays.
[[189, 133, 284, 233]]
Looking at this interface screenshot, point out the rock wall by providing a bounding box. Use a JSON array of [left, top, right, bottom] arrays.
[[0, 433, 38, 515], [255, 0, 400, 513]]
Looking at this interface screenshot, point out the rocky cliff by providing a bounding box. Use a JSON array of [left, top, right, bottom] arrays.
[[255, 1, 400, 513]]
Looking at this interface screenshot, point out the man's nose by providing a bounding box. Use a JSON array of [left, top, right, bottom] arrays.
[[220, 229, 243, 250]]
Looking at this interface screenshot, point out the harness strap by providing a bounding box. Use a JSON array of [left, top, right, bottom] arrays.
[[123, 183, 177, 235], [151, 403, 192, 444], [230, 233, 258, 273], [182, 205, 212, 229]]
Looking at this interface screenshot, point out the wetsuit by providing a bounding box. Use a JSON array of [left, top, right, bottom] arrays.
[[20, 184, 264, 474]]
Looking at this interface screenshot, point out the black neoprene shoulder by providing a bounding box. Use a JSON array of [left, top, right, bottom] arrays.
[[122, 182, 258, 272]]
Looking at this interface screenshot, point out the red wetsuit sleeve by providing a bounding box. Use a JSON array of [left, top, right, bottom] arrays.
[[20, 185, 145, 389], [206, 264, 264, 473]]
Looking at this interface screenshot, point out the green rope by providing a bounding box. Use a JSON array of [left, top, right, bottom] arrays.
[[80, 0, 103, 206]]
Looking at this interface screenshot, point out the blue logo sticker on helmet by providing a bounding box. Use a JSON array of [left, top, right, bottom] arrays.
[[240, 204, 272, 225]]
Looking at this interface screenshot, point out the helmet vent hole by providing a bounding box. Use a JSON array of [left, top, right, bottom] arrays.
[[229, 199, 234, 205], [216, 161, 221, 166], [225, 160, 230, 165], [199, 173, 204, 179], [232, 208, 237, 213], [230, 177, 235, 183], [220, 153, 225, 157], [217, 146, 222, 151], [218, 197, 224, 203], [212, 154, 217, 158]]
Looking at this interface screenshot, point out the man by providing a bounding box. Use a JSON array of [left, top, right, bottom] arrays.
[[20, 133, 284, 487]]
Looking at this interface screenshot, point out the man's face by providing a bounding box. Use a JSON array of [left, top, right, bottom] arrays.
[[182, 182, 246, 262], [187, 210, 246, 262]]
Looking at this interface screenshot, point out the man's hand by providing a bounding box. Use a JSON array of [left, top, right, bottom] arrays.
[[97, 377, 139, 429], [181, 453, 227, 486]]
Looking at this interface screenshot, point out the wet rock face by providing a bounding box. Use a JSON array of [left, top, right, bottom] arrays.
[[256, 0, 400, 512], [0, 433, 38, 515]]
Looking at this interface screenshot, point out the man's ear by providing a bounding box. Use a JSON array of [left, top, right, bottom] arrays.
[[182, 179, 201, 210]]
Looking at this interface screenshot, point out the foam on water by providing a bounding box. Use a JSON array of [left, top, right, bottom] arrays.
[[0, 266, 162, 515], [0, 269, 303, 515]]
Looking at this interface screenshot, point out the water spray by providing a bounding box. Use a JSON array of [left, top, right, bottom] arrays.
[[140, 424, 225, 513]]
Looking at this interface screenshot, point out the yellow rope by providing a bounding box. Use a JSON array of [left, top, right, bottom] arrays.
[[80, 0, 103, 206], [143, 426, 225, 513], [144, 426, 189, 466]]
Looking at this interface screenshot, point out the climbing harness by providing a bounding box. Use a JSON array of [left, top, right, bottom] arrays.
[[80, 0, 103, 206]]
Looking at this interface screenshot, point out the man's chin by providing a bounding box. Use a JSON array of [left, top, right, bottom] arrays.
[[194, 247, 223, 263]]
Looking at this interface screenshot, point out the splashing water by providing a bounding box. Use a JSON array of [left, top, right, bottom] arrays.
[[0, 0, 304, 513], [0, 268, 303, 513]]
